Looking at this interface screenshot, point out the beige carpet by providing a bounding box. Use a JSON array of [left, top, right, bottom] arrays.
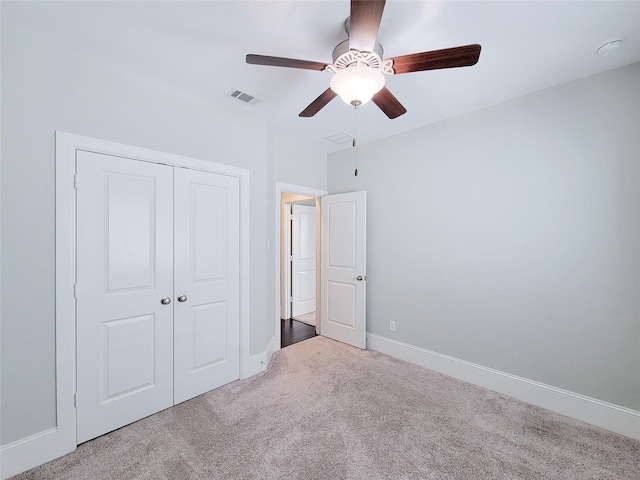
[[11, 336, 639, 479], [292, 311, 316, 326]]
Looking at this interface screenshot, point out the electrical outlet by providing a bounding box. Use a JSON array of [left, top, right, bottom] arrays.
[[389, 321, 396, 332]]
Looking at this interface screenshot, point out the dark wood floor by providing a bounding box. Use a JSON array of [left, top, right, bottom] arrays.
[[281, 318, 317, 347]]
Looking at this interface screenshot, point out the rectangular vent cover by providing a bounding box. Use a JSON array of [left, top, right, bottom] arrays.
[[226, 88, 260, 106], [325, 132, 355, 144]]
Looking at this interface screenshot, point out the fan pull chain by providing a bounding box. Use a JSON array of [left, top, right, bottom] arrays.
[[353, 105, 358, 177], [353, 137, 358, 176]]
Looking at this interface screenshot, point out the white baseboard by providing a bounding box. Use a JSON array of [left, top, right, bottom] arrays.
[[366, 333, 640, 440], [0, 428, 75, 480]]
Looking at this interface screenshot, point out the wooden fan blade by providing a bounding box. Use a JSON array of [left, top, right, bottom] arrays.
[[391, 44, 481, 75], [372, 87, 406, 119], [299, 88, 338, 117], [246, 54, 327, 71], [349, 0, 386, 53]]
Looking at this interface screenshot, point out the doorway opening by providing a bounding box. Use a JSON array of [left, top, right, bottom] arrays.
[[283, 198, 316, 324], [281, 194, 317, 347], [274, 183, 327, 350]]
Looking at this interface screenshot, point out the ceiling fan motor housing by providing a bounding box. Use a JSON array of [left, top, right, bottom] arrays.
[[331, 39, 384, 70]]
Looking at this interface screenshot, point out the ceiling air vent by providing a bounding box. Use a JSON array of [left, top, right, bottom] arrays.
[[325, 132, 355, 145], [226, 88, 260, 106]]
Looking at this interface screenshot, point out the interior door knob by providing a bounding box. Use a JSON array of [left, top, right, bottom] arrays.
[[161, 297, 171, 305], [177, 294, 187, 303], [356, 275, 363, 281]]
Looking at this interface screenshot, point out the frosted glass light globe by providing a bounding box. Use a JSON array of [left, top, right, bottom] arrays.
[[330, 65, 385, 107]]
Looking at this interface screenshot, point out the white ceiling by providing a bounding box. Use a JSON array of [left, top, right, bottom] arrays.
[[5, 1, 640, 153]]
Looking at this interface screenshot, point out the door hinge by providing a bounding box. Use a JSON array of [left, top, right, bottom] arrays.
[[73, 174, 78, 188], [74, 284, 78, 298], [289, 255, 293, 262], [74, 392, 78, 407], [290, 296, 293, 303]]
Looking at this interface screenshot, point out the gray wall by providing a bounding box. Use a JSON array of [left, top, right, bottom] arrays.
[[328, 63, 640, 410], [272, 133, 328, 192], [0, 15, 275, 444]]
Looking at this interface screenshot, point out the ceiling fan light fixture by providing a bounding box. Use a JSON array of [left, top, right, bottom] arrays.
[[330, 65, 385, 107]]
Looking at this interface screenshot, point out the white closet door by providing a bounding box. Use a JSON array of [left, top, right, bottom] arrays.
[[173, 168, 240, 404], [292, 204, 316, 317], [76, 151, 174, 443]]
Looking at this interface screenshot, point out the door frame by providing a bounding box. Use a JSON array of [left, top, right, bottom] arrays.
[[274, 183, 327, 352], [54, 131, 250, 458], [281, 203, 292, 320]]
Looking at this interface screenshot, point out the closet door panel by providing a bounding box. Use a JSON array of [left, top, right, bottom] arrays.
[[76, 151, 174, 443], [173, 168, 240, 404]]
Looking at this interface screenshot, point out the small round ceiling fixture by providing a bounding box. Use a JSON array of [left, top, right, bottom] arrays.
[[597, 40, 623, 57]]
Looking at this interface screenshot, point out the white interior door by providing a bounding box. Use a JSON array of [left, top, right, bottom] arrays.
[[320, 191, 367, 349], [173, 168, 240, 404], [76, 151, 174, 443], [291, 204, 316, 317]]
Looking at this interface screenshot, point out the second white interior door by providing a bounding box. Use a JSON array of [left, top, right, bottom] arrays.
[[291, 204, 316, 317]]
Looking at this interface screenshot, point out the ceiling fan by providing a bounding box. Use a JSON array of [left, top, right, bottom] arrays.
[[246, 0, 481, 119]]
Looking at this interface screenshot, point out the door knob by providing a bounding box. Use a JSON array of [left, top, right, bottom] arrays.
[[177, 294, 188, 303], [356, 275, 363, 281], [161, 297, 171, 305]]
